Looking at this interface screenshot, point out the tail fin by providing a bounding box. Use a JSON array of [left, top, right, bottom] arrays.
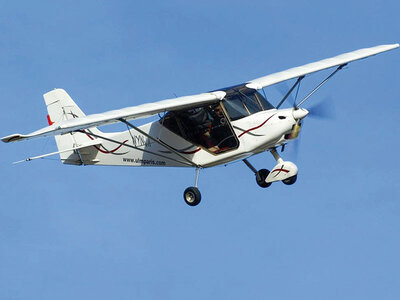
[[44, 88, 86, 124], [44, 89, 100, 165]]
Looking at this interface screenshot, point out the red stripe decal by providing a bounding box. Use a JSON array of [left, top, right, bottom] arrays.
[[93, 140, 128, 154], [238, 114, 276, 138], [86, 132, 94, 140], [83, 130, 128, 154], [47, 115, 54, 126], [271, 168, 290, 173]]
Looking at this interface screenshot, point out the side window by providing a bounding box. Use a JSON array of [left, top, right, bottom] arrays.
[[223, 95, 249, 121], [160, 104, 239, 154]]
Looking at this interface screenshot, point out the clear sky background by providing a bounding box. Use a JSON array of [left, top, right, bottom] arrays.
[[0, 1, 399, 299]]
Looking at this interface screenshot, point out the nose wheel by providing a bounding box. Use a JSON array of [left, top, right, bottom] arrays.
[[256, 169, 272, 188], [282, 174, 297, 185], [243, 149, 299, 188]]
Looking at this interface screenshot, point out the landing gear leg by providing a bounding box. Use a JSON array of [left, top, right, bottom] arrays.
[[183, 167, 202, 206], [270, 147, 284, 164], [243, 159, 272, 188]]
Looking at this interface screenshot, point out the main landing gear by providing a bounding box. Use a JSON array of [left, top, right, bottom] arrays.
[[243, 148, 298, 188], [183, 167, 202, 206], [183, 148, 298, 206]]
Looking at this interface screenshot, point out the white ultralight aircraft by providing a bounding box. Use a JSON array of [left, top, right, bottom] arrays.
[[2, 43, 398, 206]]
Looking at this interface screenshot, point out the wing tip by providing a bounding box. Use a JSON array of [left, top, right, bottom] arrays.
[[1, 134, 24, 143], [379, 43, 399, 51]]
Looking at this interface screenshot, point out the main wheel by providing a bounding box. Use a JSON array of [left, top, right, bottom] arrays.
[[282, 174, 297, 185], [256, 169, 272, 188], [183, 187, 202, 206]]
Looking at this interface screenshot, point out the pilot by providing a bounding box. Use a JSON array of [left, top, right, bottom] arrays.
[[201, 105, 232, 153]]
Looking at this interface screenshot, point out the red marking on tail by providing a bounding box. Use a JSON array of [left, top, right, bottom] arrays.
[[47, 115, 54, 126]]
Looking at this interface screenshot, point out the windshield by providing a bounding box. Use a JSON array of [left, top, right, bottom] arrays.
[[222, 88, 274, 121]]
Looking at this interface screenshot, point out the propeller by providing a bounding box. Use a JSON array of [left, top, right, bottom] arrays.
[[284, 96, 336, 161], [275, 82, 335, 120], [307, 96, 335, 119], [276, 86, 335, 160], [275, 66, 346, 159], [285, 124, 302, 161]]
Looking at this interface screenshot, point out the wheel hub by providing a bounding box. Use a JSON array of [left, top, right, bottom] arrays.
[[185, 192, 195, 203]]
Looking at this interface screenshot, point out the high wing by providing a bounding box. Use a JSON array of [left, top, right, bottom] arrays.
[[246, 44, 399, 89], [2, 91, 226, 143], [2, 43, 398, 144]]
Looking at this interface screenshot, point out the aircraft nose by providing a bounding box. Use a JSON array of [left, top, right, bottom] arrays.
[[292, 108, 309, 120]]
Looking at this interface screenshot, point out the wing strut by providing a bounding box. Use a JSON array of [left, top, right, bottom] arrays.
[[276, 76, 305, 109], [78, 130, 195, 167], [297, 64, 347, 107], [119, 118, 200, 168]]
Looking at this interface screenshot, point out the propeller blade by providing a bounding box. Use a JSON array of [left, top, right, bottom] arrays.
[[307, 97, 335, 119], [286, 125, 302, 161]]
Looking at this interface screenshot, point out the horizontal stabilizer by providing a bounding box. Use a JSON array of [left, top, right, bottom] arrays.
[[2, 125, 58, 143], [13, 138, 103, 164]]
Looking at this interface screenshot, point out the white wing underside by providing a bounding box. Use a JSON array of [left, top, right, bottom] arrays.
[[246, 44, 399, 89], [2, 43, 398, 143]]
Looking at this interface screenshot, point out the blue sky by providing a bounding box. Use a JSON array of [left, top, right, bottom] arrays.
[[0, 1, 399, 299]]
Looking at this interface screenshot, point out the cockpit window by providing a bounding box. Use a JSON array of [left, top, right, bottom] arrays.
[[160, 104, 239, 154], [240, 91, 263, 114], [223, 95, 249, 121], [256, 91, 275, 110], [222, 88, 274, 121]]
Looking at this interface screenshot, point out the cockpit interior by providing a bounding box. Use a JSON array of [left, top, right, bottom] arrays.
[[160, 85, 275, 154]]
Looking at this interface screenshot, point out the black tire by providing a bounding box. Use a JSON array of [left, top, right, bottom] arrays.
[[282, 174, 297, 185], [256, 169, 272, 188], [183, 187, 202, 206]]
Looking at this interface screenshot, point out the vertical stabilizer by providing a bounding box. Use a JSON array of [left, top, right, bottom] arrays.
[[43, 89, 99, 165], [44, 89, 86, 124]]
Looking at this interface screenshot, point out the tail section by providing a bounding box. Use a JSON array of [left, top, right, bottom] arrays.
[[44, 89, 101, 165], [44, 88, 86, 124], [6, 88, 178, 167]]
